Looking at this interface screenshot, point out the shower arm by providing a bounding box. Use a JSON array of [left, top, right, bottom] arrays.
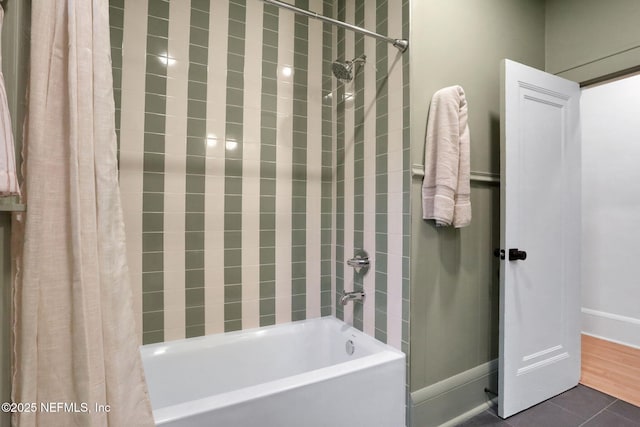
[[261, 0, 409, 53]]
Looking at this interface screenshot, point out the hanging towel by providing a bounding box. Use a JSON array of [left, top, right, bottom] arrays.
[[0, 6, 20, 195], [422, 85, 471, 228]]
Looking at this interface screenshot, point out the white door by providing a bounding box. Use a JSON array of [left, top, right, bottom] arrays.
[[498, 59, 581, 418]]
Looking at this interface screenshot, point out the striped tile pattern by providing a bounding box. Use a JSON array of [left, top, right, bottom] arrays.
[[112, 0, 409, 350]]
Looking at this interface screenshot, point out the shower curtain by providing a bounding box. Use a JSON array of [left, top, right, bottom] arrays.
[[12, 1, 154, 426]]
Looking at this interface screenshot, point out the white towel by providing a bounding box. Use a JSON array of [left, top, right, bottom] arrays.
[[422, 85, 471, 228]]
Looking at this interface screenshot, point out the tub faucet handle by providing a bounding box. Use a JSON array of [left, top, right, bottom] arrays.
[[346, 249, 370, 275]]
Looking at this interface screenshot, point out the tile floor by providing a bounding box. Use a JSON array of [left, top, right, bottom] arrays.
[[457, 385, 640, 426]]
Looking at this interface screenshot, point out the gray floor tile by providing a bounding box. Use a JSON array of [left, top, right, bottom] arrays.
[[582, 409, 640, 427], [550, 385, 616, 421], [608, 400, 640, 424], [505, 400, 584, 427], [456, 410, 510, 426]]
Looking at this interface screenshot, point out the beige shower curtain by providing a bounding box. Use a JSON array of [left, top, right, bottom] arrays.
[[12, 1, 154, 426]]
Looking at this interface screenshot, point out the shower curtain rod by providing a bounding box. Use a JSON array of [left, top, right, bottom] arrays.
[[261, 0, 409, 53]]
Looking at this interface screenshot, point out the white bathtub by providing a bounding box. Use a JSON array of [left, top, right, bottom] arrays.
[[141, 316, 405, 427]]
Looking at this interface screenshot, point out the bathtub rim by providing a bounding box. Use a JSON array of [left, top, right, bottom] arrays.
[[140, 316, 406, 425]]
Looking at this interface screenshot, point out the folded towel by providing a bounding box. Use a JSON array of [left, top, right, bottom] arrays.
[[422, 85, 471, 228]]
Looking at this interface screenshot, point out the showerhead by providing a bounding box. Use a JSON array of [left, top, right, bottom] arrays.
[[332, 55, 366, 82]]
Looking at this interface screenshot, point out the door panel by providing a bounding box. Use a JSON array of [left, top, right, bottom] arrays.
[[499, 59, 581, 418]]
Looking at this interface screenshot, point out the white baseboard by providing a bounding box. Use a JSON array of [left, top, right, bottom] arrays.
[[582, 308, 640, 349]]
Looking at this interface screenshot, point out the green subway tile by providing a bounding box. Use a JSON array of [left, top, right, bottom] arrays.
[[143, 291, 164, 312], [228, 20, 245, 39], [142, 311, 164, 332], [187, 119, 207, 139], [292, 277, 306, 295], [261, 111, 277, 128], [224, 248, 242, 267], [186, 232, 205, 251], [292, 311, 305, 321], [145, 93, 167, 115], [186, 287, 205, 307], [259, 298, 275, 316], [189, 26, 209, 47], [148, 0, 170, 19], [189, 43, 209, 65], [186, 137, 206, 157], [146, 54, 169, 76], [188, 63, 208, 84], [292, 213, 306, 230], [110, 0, 125, 10], [229, 2, 246, 21], [144, 113, 165, 134], [227, 36, 245, 57], [186, 155, 206, 174], [263, 13, 278, 32], [226, 86, 243, 107], [186, 306, 205, 326], [143, 153, 164, 173], [226, 105, 243, 124], [259, 194, 275, 212], [142, 331, 163, 345], [110, 6, 124, 27], [262, 28, 278, 47], [143, 172, 164, 192], [261, 77, 277, 96], [185, 213, 205, 231], [148, 16, 169, 38], [147, 35, 168, 57], [186, 325, 205, 338], [260, 264, 276, 280], [259, 213, 275, 230], [224, 230, 242, 249], [261, 93, 277, 112], [292, 198, 306, 216], [224, 195, 242, 213], [143, 193, 164, 212], [186, 194, 205, 212], [186, 174, 205, 194], [143, 272, 164, 293], [142, 212, 163, 232], [191, 0, 210, 13], [292, 247, 305, 263], [185, 251, 204, 269], [186, 269, 204, 287], [261, 282, 276, 300], [190, 6, 209, 29], [110, 28, 123, 49], [224, 302, 242, 320], [225, 157, 242, 175], [188, 81, 207, 101], [225, 284, 242, 303], [145, 74, 167, 95], [144, 133, 165, 154], [259, 230, 275, 247], [224, 267, 242, 285], [143, 251, 163, 272], [259, 247, 275, 264], [292, 261, 306, 279], [224, 177, 242, 195]]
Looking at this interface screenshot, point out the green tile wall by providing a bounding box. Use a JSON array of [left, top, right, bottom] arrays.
[[141, 0, 169, 345], [259, 4, 279, 327], [185, 0, 210, 339], [113, 0, 409, 351]]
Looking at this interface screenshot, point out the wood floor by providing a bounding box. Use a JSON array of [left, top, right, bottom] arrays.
[[580, 334, 640, 407]]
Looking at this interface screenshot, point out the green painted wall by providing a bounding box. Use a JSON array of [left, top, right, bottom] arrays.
[[409, 0, 545, 425], [546, 0, 640, 83]]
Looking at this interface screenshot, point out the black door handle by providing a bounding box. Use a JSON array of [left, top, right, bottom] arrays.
[[508, 248, 527, 261]]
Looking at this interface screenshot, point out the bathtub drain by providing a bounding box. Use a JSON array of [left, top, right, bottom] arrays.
[[345, 339, 355, 355]]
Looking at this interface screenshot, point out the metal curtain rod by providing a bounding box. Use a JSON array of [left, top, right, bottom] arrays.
[[261, 0, 409, 52]]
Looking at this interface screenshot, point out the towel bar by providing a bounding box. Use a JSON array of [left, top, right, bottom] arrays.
[[410, 164, 500, 184]]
